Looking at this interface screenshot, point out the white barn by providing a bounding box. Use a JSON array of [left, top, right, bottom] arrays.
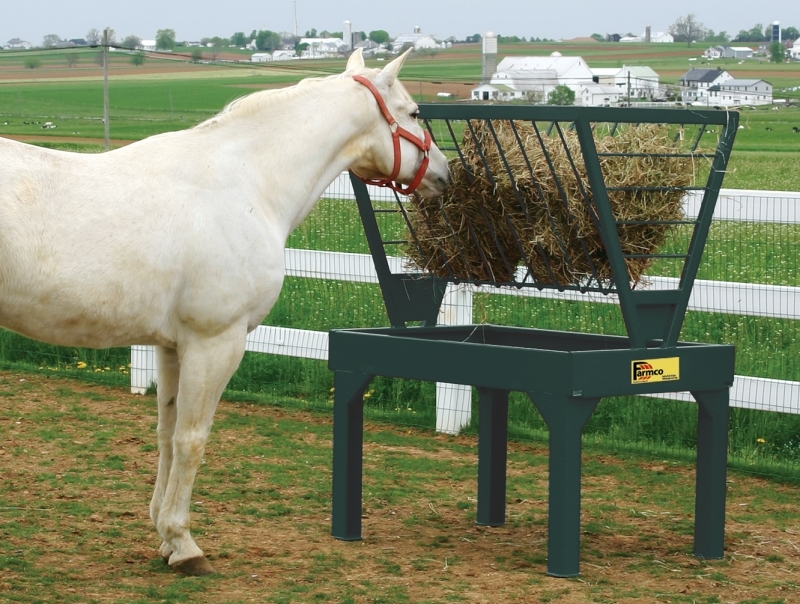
[[250, 52, 272, 62]]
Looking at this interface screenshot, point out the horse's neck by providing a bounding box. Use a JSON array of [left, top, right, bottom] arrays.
[[204, 79, 372, 241]]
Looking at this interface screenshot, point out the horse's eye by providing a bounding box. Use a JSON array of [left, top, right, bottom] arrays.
[[411, 110, 420, 120]]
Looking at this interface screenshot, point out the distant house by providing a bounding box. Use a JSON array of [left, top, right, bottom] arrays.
[[5, 38, 32, 49], [299, 37, 348, 59], [250, 52, 272, 62], [353, 40, 382, 56], [471, 83, 517, 101], [574, 84, 623, 106], [703, 46, 725, 59], [139, 40, 156, 51], [271, 49, 297, 61], [590, 65, 661, 99], [678, 68, 733, 104], [707, 79, 773, 106], [723, 47, 754, 59]]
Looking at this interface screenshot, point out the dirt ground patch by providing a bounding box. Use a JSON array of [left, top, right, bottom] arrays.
[[0, 371, 798, 603]]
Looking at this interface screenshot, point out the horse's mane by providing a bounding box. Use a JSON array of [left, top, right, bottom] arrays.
[[195, 69, 380, 129]]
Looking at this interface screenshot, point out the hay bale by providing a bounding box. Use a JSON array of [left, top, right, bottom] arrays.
[[404, 120, 694, 286]]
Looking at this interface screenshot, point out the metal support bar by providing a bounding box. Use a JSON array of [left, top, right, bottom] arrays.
[[692, 389, 730, 559], [529, 392, 600, 577], [477, 387, 510, 526], [331, 370, 374, 541]]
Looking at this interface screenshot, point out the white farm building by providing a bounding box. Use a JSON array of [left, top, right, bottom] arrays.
[[706, 79, 773, 106], [471, 53, 646, 106]]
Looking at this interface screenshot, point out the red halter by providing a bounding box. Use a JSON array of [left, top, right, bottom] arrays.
[[352, 74, 432, 195]]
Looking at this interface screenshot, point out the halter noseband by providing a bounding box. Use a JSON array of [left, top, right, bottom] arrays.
[[352, 75, 432, 195]]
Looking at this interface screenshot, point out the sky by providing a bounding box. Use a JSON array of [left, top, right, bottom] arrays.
[[4, 1, 799, 46]]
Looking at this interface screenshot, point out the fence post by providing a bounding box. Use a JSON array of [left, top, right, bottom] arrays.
[[435, 284, 474, 434], [130, 345, 156, 394]]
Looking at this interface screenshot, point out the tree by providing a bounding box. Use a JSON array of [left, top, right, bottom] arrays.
[[304, 28, 317, 38], [735, 23, 768, 42], [369, 30, 390, 45], [42, 34, 61, 48], [783, 26, 800, 41], [156, 29, 176, 50], [231, 32, 247, 47], [86, 28, 101, 46], [668, 14, 707, 46], [547, 85, 575, 106], [703, 30, 729, 43], [465, 34, 481, 43], [590, 33, 604, 42], [769, 41, 786, 63], [24, 57, 41, 69], [66, 53, 79, 67], [121, 35, 142, 50], [255, 30, 281, 51], [190, 48, 203, 63], [131, 52, 146, 66]]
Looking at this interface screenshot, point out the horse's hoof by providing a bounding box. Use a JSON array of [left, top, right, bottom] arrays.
[[171, 556, 216, 576]]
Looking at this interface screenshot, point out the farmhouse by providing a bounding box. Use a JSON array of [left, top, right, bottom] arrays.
[[299, 37, 348, 59], [250, 52, 272, 62], [5, 38, 32, 49], [706, 79, 773, 106], [678, 68, 733, 104]]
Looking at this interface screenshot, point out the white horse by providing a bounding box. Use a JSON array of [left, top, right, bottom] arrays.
[[0, 49, 449, 575]]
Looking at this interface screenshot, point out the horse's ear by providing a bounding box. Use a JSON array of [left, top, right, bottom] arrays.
[[379, 47, 412, 86], [345, 48, 365, 73]]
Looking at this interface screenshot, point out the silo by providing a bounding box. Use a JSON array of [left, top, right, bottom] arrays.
[[482, 31, 497, 84], [772, 21, 781, 43], [645, 26, 651, 43], [344, 20, 352, 50]]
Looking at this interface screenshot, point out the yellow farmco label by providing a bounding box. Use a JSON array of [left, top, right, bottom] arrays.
[[631, 357, 680, 384]]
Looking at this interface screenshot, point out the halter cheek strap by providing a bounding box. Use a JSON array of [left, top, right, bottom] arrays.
[[352, 75, 432, 195]]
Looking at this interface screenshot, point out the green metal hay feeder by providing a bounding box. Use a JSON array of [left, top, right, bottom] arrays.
[[329, 105, 738, 577]]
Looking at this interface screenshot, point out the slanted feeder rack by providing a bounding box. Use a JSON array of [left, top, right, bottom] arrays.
[[329, 105, 738, 577]]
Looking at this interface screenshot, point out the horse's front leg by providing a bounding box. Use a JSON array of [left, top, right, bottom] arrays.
[[150, 346, 180, 561], [156, 325, 247, 575]]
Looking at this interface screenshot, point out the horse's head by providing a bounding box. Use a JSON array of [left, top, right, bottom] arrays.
[[345, 48, 450, 198]]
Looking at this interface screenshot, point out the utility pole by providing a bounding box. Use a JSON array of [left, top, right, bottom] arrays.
[[627, 71, 631, 106], [103, 27, 110, 149]]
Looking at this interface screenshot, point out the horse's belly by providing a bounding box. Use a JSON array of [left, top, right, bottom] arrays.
[[0, 284, 175, 349]]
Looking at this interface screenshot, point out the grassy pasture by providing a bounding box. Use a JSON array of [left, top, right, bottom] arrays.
[[1, 372, 799, 603]]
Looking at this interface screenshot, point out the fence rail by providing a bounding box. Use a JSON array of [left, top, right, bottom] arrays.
[[131, 175, 800, 433]]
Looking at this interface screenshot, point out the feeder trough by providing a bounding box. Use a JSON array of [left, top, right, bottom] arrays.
[[329, 105, 738, 577]]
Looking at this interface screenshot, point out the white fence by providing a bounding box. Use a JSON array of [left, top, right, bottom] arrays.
[[131, 177, 800, 434]]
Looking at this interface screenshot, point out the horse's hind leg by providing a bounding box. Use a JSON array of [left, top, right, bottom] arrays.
[[150, 346, 180, 562], [156, 325, 246, 575]]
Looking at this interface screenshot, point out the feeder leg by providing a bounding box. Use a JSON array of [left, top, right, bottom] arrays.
[[476, 387, 509, 526], [331, 371, 374, 541], [529, 393, 600, 578], [692, 389, 730, 560]]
